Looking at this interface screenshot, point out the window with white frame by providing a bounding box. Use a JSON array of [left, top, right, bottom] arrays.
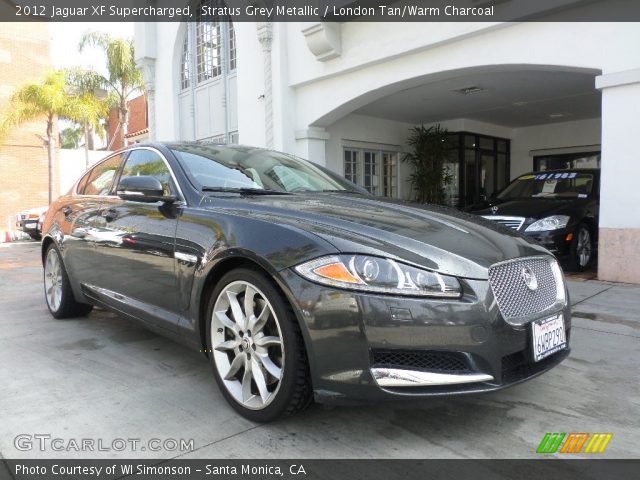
[[180, 0, 236, 91], [343, 147, 399, 198]]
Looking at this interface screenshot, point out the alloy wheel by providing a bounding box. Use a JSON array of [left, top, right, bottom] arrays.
[[576, 228, 592, 267], [44, 248, 63, 312], [211, 280, 285, 410]]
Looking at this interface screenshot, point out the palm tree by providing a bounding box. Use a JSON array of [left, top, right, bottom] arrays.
[[60, 126, 84, 149], [0, 70, 87, 204], [79, 32, 145, 148], [64, 68, 110, 167]]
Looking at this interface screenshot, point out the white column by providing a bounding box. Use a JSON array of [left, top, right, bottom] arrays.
[[257, 22, 274, 149], [595, 68, 640, 284], [295, 128, 330, 166]]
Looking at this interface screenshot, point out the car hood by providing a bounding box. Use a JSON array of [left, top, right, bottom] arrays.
[[200, 193, 550, 280], [470, 198, 586, 219]]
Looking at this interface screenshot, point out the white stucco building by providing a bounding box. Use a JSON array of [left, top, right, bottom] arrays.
[[134, 4, 640, 283]]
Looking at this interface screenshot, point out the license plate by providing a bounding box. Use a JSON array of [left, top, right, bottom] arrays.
[[25, 222, 37, 228], [532, 314, 566, 362]]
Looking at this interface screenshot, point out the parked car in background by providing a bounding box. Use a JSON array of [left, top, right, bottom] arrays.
[[16, 206, 48, 240], [468, 169, 599, 271], [41, 143, 571, 421]]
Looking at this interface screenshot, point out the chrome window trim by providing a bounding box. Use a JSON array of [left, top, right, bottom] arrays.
[[488, 255, 568, 326]]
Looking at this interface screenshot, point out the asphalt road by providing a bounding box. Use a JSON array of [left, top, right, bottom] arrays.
[[1, 241, 638, 459]]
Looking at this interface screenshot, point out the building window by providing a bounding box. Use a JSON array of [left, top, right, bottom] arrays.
[[343, 147, 399, 198], [229, 22, 236, 71], [382, 152, 398, 198], [445, 132, 511, 208], [533, 151, 600, 171], [344, 150, 358, 184], [180, 34, 191, 90], [196, 5, 222, 83], [180, 0, 236, 90]]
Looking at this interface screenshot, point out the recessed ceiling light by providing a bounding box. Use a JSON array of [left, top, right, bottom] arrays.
[[549, 113, 567, 118], [452, 86, 486, 95], [513, 101, 528, 107]]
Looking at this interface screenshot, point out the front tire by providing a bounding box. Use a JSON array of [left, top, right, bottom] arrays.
[[206, 267, 312, 422], [44, 244, 93, 319], [567, 223, 593, 272]]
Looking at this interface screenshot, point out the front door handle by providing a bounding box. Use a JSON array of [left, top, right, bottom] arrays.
[[100, 208, 117, 221], [62, 206, 73, 216]]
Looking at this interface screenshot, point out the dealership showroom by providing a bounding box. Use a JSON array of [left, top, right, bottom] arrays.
[[0, 0, 639, 477]]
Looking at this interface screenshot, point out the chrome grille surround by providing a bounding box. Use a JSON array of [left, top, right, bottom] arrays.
[[488, 256, 566, 325], [482, 215, 525, 231]]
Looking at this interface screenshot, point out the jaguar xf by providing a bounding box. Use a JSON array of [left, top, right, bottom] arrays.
[[41, 142, 571, 421]]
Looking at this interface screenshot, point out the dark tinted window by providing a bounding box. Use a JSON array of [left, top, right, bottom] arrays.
[[119, 149, 173, 196], [83, 154, 123, 196]]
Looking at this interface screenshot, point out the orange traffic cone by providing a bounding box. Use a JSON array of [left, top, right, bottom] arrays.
[[4, 231, 11, 243]]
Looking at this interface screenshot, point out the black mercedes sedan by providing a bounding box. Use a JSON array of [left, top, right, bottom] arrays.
[[41, 143, 570, 421], [469, 169, 599, 271]]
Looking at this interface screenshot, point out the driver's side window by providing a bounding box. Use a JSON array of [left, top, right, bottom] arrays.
[[120, 150, 174, 196]]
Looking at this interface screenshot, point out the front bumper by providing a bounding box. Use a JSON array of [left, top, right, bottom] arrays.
[[524, 228, 573, 256], [280, 269, 571, 405]]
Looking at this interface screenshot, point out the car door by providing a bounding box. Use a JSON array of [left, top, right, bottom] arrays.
[[61, 154, 124, 293], [91, 147, 181, 332]]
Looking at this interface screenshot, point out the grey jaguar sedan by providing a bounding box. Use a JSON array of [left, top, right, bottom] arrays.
[[41, 143, 570, 422]]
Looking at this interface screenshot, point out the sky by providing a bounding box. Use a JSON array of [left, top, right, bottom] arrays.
[[49, 22, 135, 74], [48, 23, 135, 141]]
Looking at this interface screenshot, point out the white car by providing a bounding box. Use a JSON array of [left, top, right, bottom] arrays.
[[16, 206, 48, 240]]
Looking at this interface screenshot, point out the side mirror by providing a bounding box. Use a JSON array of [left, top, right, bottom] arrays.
[[117, 176, 176, 203]]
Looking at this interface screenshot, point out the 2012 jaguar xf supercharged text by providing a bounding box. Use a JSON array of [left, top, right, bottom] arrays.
[[41, 143, 571, 421]]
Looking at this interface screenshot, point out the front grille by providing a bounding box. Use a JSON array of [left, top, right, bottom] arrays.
[[488, 256, 563, 323], [482, 215, 525, 231], [372, 349, 470, 373]]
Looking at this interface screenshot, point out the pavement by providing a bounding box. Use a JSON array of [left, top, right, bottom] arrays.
[[0, 241, 638, 459]]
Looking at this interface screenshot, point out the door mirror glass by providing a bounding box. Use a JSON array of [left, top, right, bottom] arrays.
[[117, 176, 175, 203]]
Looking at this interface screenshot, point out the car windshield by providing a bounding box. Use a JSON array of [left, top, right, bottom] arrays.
[[170, 144, 361, 194], [497, 172, 595, 200]]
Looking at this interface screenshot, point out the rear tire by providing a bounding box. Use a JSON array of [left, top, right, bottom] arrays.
[[205, 267, 312, 422], [44, 244, 93, 319], [567, 223, 593, 272]]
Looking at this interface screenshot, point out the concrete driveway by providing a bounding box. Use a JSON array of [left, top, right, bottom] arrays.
[[1, 241, 638, 459]]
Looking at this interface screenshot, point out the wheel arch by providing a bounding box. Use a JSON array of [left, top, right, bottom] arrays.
[[41, 235, 56, 265], [196, 254, 315, 382]]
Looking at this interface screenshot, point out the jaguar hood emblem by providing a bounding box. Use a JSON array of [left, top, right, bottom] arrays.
[[521, 266, 538, 291], [491, 205, 499, 214]]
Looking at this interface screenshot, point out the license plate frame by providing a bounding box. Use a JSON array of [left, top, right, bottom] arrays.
[[532, 314, 566, 362]]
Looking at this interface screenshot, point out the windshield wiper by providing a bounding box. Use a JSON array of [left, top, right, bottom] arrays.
[[201, 186, 292, 195], [319, 189, 363, 194]]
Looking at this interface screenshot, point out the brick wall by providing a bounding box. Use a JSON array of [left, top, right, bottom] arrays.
[[106, 95, 148, 149], [0, 23, 55, 232]]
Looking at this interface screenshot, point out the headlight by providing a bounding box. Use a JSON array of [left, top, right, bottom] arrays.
[[294, 255, 462, 298], [525, 215, 570, 232]]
